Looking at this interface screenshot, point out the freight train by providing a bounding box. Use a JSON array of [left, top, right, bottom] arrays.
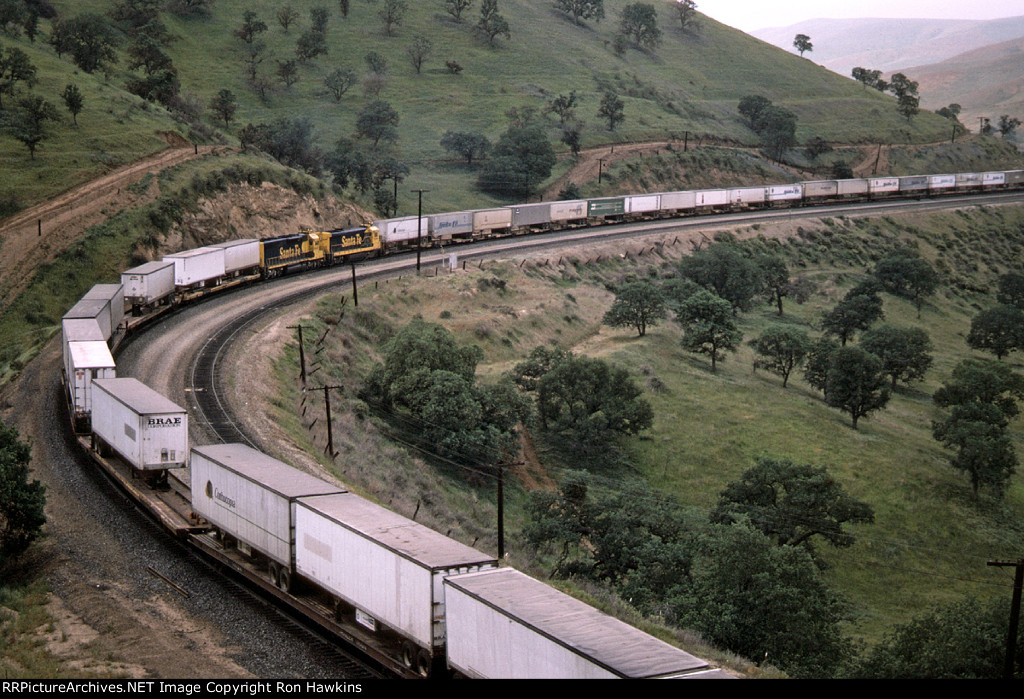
[[375, 170, 1024, 245], [56, 169, 1024, 678]]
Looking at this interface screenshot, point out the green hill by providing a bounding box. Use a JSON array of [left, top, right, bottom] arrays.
[[4, 0, 958, 215]]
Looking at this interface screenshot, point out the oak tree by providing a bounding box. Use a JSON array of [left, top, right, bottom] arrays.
[[602, 280, 667, 337], [678, 289, 742, 372]]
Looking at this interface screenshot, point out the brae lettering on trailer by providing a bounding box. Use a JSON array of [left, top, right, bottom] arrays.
[[147, 417, 182, 427]]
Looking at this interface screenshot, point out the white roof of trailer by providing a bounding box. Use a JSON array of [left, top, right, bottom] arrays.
[[84, 284, 123, 299], [68, 341, 115, 369], [446, 568, 711, 678], [207, 239, 259, 249], [62, 318, 105, 341], [298, 493, 497, 571], [164, 247, 221, 259], [92, 378, 185, 415], [192, 444, 344, 500], [63, 298, 110, 320], [123, 260, 174, 275]]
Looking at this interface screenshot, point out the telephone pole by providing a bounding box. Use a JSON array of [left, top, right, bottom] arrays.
[[287, 325, 307, 386], [413, 189, 429, 273], [309, 385, 344, 457]]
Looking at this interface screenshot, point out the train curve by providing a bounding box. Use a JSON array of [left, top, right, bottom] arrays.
[[38, 185, 1024, 679]]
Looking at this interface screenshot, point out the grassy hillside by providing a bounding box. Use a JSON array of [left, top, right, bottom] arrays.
[[4, 0, 957, 216], [0, 28, 183, 213], [276, 203, 1024, 663]]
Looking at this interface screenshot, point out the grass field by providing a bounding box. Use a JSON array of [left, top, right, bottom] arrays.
[[278, 202, 1024, 660]]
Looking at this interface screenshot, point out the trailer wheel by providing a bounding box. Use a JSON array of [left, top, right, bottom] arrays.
[[278, 567, 292, 593], [268, 562, 279, 587], [416, 649, 432, 678], [401, 642, 416, 671]]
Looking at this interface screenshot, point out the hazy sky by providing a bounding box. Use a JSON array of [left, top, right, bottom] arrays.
[[701, 0, 1024, 32]]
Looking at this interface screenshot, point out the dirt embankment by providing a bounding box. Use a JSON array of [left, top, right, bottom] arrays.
[[147, 181, 372, 257]]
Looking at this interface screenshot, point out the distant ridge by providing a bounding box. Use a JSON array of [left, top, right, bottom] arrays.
[[892, 36, 1024, 131], [752, 16, 1024, 77]]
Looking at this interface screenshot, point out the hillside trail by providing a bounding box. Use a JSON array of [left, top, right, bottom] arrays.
[[0, 133, 229, 315], [544, 140, 678, 199], [546, 135, 968, 199]]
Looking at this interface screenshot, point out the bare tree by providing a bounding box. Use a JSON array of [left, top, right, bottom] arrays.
[[406, 35, 432, 74], [323, 68, 357, 101], [445, 0, 474, 23], [378, 0, 407, 37]]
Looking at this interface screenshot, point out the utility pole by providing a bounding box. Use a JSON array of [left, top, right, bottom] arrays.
[[350, 263, 358, 307], [310, 385, 344, 457], [988, 558, 1024, 680], [413, 189, 429, 273], [494, 460, 523, 561], [597, 158, 606, 184], [287, 325, 307, 386]]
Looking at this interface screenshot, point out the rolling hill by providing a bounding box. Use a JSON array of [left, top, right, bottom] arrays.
[[753, 15, 1024, 78], [3, 0, 956, 216], [891, 36, 1024, 134]]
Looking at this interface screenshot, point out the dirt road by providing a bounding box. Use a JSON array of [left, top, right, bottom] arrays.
[[0, 137, 224, 315]]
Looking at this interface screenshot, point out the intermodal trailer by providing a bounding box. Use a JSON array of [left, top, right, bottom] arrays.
[[444, 568, 716, 679], [899, 176, 929, 193], [869, 178, 900, 195], [208, 239, 261, 276], [836, 179, 869, 197], [163, 247, 226, 288], [62, 318, 105, 389], [377, 216, 425, 245], [625, 195, 661, 215], [983, 172, 1007, 187], [429, 212, 473, 239], [955, 173, 983, 188], [121, 261, 175, 311], [294, 492, 498, 668], [66, 341, 116, 431], [802, 181, 838, 199], [63, 298, 114, 343], [1005, 170, 1024, 187], [768, 184, 803, 203], [549, 200, 588, 223], [91, 378, 188, 477], [510, 203, 553, 229], [190, 444, 344, 589], [660, 190, 697, 213], [728, 187, 767, 207], [83, 284, 125, 337], [588, 198, 626, 218], [694, 190, 728, 208], [472, 208, 513, 235]]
